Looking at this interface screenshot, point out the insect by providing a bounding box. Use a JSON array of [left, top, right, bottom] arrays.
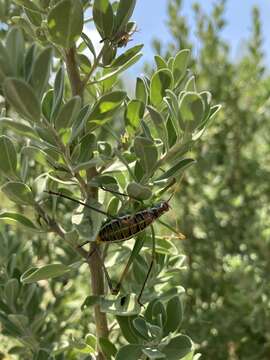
[[100, 24, 138, 48], [45, 188, 175, 304]]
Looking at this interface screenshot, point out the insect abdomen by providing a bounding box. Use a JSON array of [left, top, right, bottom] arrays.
[[98, 206, 167, 243]]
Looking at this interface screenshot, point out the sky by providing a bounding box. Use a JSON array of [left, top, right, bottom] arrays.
[[131, 0, 270, 69]]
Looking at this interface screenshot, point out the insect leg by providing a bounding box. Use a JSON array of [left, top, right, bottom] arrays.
[[157, 219, 186, 239], [78, 240, 90, 248], [100, 185, 141, 202], [112, 235, 145, 295], [137, 225, 156, 306], [44, 190, 117, 219], [100, 185, 130, 198]]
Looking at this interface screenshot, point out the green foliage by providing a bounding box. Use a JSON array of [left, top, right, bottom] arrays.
[[153, 1, 270, 359], [0, 0, 218, 359]]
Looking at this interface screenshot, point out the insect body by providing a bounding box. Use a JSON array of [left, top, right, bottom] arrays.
[[45, 190, 170, 244], [100, 25, 138, 48], [98, 202, 170, 243], [45, 189, 173, 304]]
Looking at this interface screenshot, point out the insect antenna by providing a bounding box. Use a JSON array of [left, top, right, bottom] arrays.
[[44, 190, 114, 218]]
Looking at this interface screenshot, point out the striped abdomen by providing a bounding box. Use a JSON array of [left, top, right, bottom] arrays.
[[98, 201, 170, 243]]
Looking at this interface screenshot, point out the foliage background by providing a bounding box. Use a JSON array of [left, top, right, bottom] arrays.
[[148, 0, 270, 359], [0, 0, 270, 359]]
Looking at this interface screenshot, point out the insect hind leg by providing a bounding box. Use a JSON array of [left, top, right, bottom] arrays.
[[137, 225, 156, 306]]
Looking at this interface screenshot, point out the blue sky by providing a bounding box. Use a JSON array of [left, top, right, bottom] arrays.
[[132, 0, 270, 69]]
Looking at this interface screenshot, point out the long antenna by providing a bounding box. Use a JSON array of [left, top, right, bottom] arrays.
[[44, 190, 112, 218]]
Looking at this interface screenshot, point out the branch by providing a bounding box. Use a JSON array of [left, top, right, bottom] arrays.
[[65, 46, 83, 97]]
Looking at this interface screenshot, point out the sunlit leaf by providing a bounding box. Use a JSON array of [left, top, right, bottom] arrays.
[[150, 69, 173, 106], [21, 263, 71, 283], [0, 212, 39, 231], [1, 182, 35, 206], [48, 0, 83, 47], [93, 0, 114, 39]]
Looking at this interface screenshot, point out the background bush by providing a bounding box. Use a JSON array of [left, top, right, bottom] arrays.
[[150, 1, 270, 359], [0, 0, 219, 359]]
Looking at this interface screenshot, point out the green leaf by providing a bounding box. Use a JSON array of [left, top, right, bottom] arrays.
[[35, 127, 58, 147], [147, 106, 168, 148], [132, 317, 150, 340], [164, 296, 183, 336], [100, 293, 140, 316], [157, 159, 195, 181], [24, 8, 42, 26], [0, 313, 21, 336], [85, 333, 97, 349], [161, 335, 193, 360], [136, 77, 148, 104], [51, 66, 65, 120], [0, 135, 17, 177], [0, 41, 12, 81], [116, 344, 142, 360], [3, 78, 41, 122], [165, 89, 182, 137], [48, 0, 83, 48], [87, 91, 126, 128], [10, 16, 35, 39], [70, 104, 91, 142], [6, 27, 25, 76], [33, 350, 51, 360], [96, 53, 143, 83], [150, 69, 173, 106], [93, 0, 114, 39], [127, 182, 152, 200], [0, 212, 39, 231], [71, 133, 96, 163], [209, 104, 221, 120], [42, 89, 54, 120], [134, 136, 158, 177], [21, 263, 71, 283], [116, 315, 139, 344], [81, 295, 101, 310], [1, 182, 35, 206], [173, 49, 190, 85], [30, 47, 53, 99], [125, 100, 144, 130], [72, 200, 104, 240], [154, 55, 167, 70], [112, 44, 143, 67], [4, 279, 19, 305], [8, 314, 28, 333], [55, 96, 81, 130], [152, 301, 167, 328], [179, 92, 204, 131], [81, 32, 96, 59], [114, 0, 136, 34], [78, 53, 92, 73], [99, 337, 117, 359], [102, 42, 117, 66], [13, 0, 43, 12], [185, 76, 196, 92], [0, 118, 38, 139], [142, 348, 165, 359]]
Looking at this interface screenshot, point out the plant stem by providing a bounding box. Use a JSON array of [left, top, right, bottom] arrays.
[[65, 45, 109, 359], [86, 168, 109, 360], [65, 46, 83, 98], [82, 44, 106, 87]]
